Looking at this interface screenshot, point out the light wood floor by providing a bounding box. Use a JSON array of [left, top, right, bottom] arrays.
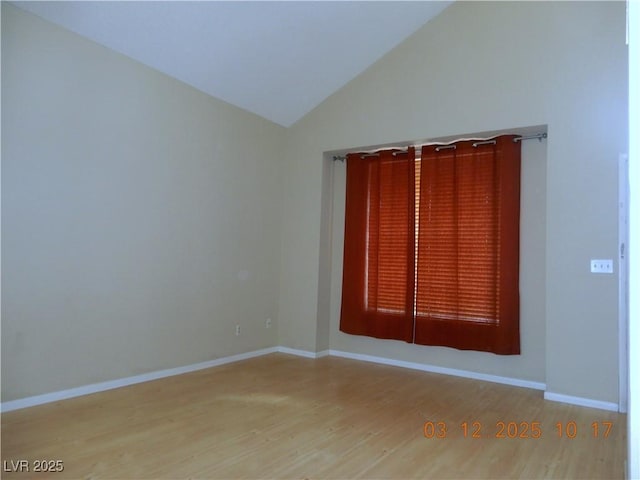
[[1, 354, 626, 479]]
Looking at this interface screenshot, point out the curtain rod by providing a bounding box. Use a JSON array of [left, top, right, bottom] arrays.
[[331, 132, 548, 162]]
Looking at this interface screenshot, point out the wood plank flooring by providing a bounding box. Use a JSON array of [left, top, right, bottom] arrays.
[[1, 354, 626, 479]]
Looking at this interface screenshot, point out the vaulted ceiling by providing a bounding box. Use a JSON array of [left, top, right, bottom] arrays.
[[12, 1, 452, 127]]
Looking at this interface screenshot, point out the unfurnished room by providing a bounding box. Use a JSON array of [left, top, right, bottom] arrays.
[[2, 1, 639, 479]]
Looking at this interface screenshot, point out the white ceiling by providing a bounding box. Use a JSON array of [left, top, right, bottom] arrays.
[[12, 1, 451, 127]]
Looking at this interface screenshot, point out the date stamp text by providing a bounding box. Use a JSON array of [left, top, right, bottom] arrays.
[[423, 421, 614, 439]]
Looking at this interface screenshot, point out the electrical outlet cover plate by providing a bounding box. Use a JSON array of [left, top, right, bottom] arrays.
[[590, 259, 614, 274]]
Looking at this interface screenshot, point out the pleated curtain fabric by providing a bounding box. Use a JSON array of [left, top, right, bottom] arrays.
[[340, 148, 416, 342], [414, 136, 521, 354], [339, 135, 521, 355]]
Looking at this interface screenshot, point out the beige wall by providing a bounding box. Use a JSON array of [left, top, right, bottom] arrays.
[[1, 4, 285, 401], [278, 1, 627, 403]]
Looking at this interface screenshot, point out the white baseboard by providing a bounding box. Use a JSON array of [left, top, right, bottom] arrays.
[[0, 347, 278, 413], [2, 346, 618, 413], [329, 349, 547, 391], [276, 346, 329, 359], [544, 391, 619, 412]]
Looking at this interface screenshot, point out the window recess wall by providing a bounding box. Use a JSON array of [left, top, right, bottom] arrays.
[[328, 129, 547, 382]]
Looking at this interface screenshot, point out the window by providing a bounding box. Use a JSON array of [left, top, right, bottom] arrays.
[[340, 135, 521, 355]]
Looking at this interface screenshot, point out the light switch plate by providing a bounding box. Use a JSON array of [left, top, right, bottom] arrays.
[[590, 259, 614, 274]]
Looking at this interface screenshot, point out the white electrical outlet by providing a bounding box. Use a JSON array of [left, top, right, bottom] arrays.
[[265, 318, 272, 328], [235, 325, 240, 336], [590, 259, 614, 274]]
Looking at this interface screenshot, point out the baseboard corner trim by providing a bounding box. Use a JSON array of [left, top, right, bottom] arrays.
[[543, 391, 619, 412], [328, 349, 546, 391], [276, 346, 329, 359]]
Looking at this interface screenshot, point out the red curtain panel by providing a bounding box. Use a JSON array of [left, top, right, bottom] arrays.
[[340, 148, 416, 342], [414, 136, 521, 354]]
